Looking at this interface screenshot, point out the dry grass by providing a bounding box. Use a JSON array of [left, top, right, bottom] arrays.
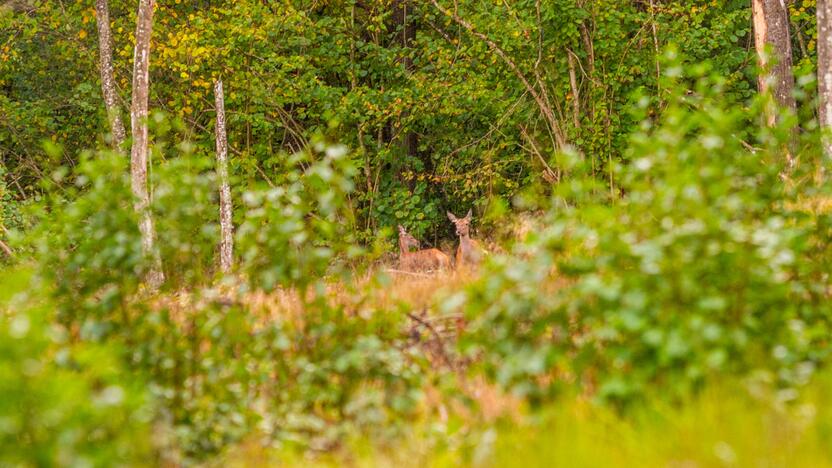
[[149, 266, 479, 327], [787, 194, 832, 215]]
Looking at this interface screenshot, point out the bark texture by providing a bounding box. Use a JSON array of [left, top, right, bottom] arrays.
[[752, 0, 796, 126], [214, 79, 234, 273], [130, 0, 164, 289], [819, 0, 832, 158], [95, 0, 126, 149]]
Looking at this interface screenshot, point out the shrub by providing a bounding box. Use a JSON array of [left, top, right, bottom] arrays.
[[236, 140, 363, 294], [455, 62, 832, 405], [0, 269, 151, 466]]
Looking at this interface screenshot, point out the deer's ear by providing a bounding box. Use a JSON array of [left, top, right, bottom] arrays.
[[465, 209, 472, 220], [398, 224, 405, 232], [447, 211, 457, 222]]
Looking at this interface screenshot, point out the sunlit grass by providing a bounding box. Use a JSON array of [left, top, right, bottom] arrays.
[[221, 376, 832, 467]]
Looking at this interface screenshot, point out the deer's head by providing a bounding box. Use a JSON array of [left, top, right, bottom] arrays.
[[398, 225, 421, 251], [447, 209, 473, 237]]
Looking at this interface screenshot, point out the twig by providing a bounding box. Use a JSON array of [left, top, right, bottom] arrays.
[[406, 310, 455, 369], [0, 239, 13, 258]]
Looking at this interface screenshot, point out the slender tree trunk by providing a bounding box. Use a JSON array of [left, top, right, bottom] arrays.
[[214, 79, 233, 273], [130, 0, 164, 289], [752, 0, 796, 127], [567, 50, 581, 129], [819, 0, 832, 160], [95, 0, 126, 149]]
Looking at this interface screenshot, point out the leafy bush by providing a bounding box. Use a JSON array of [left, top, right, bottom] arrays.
[[0, 269, 151, 466], [125, 293, 424, 461], [35, 151, 144, 335], [455, 62, 832, 405], [236, 140, 362, 293], [152, 153, 222, 287], [32, 137, 420, 461]]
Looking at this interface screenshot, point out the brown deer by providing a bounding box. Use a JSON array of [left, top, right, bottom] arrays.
[[398, 225, 451, 272], [447, 209, 485, 268]]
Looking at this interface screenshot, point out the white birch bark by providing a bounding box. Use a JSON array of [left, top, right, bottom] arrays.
[[819, 0, 832, 160], [95, 0, 126, 149], [214, 79, 233, 273], [130, 0, 164, 289]]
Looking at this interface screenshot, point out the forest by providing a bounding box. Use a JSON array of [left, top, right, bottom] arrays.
[[3, 0, 832, 465]]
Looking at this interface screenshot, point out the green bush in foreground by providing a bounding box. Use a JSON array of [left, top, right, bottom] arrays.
[[457, 61, 832, 404], [0, 269, 151, 466]]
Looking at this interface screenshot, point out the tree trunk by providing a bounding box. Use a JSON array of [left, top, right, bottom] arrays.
[[752, 0, 796, 127], [95, 0, 126, 149], [391, 0, 420, 164], [130, 0, 164, 289], [567, 50, 581, 129], [819, 0, 832, 159], [214, 79, 233, 273]]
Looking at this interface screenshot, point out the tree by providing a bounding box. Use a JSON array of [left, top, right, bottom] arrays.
[[819, 0, 832, 159], [390, 0, 418, 160], [130, 0, 164, 288], [751, 0, 796, 127], [214, 79, 233, 273], [94, 0, 126, 150]]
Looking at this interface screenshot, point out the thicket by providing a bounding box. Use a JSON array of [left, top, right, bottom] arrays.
[[2, 0, 813, 239], [3, 0, 832, 466], [1, 59, 831, 463]]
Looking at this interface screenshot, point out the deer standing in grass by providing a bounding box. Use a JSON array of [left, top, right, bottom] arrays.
[[398, 225, 451, 272], [447, 210, 484, 268]]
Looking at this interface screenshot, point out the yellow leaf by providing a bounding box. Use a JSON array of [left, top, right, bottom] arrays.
[[78, 30, 87, 39], [180, 71, 189, 79]]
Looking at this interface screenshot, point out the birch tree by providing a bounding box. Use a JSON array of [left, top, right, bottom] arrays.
[[818, 0, 832, 159], [214, 79, 233, 273], [130, 0, 164, 288], [95, 0, 126, 149], [751, 0, 796, 127]]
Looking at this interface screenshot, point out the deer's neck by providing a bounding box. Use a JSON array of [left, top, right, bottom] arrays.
[[459, 233, 473, 247], [399, 238, 410, 256]]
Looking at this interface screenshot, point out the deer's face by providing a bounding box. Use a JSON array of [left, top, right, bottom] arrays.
[[447, 210, 473, 237], [398, 225, 421, 251]]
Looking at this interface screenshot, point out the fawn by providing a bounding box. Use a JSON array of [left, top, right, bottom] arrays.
[[447, 209, 484, 268], [397, 225, 451, 272]]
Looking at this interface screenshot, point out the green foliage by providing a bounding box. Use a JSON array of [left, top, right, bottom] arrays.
[[6, 0, 832, 464], [31, 134, 419, 461], [35, 151, 144, 335], [237, 140, 361, 293], [455, 63, 832, 405], [0, 162, 25, 255], [0, 269, 151, 467], [0, 0, 775, 232], [125, 294, 423, 461], [152, 154, 222, 287]]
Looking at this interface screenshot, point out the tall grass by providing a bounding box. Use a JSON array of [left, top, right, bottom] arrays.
[[228, 376, 832, 467]]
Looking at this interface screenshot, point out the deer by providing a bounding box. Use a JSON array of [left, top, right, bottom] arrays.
[[447, 209, 485, 268], [397, 225, 452, 272]]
